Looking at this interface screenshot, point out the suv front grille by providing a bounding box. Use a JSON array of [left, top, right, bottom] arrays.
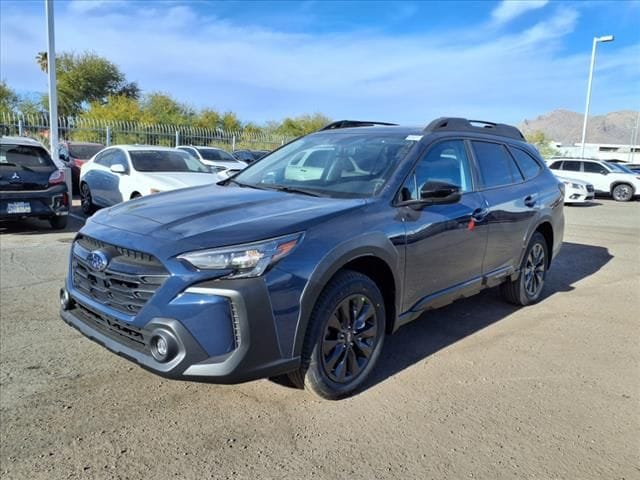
[[72, 235, 169, 315]]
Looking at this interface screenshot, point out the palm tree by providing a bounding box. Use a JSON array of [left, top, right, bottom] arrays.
[[36, 51, 48, 73]]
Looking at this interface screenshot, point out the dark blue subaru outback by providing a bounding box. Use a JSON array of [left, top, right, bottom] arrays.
[[60, 118, 564, 399]]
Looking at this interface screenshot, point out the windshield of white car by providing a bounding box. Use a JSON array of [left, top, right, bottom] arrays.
[[197, 148, 237, 162], [130, 150, 210, 173], [232, 132, 419, 198], [605, 162, 634, 174]]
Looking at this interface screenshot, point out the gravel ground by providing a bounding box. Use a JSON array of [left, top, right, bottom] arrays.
[[0, 199, 638, 479]]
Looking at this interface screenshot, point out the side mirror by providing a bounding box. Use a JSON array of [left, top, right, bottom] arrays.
[[601, 170, 608, 175], [420, 181, 462, 204], [110, 164, 126, 174]]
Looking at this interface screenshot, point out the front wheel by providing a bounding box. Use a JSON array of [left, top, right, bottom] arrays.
[[501, 232, 548, 306], [289, 270, 386, 400], [612, 183, 634, 202], [80, 183, 96, 215]]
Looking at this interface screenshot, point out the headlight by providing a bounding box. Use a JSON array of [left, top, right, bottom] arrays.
[[177, 232, 304, 278], [572, 183, 582, 189]]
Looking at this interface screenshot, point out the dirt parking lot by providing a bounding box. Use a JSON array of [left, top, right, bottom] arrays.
[[0, 199, 638, 480]]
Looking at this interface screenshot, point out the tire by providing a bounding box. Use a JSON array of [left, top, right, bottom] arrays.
[[611, 183, 634, 202], [131, 192, 142, 199], [288, 270, 386, 400], [49, 216, 68, 230], [80, 183, 96, 215], [500, 232, 548, 306]]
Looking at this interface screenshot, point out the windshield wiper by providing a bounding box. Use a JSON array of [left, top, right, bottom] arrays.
[[224, 178, 266, 190], [267, 185, 322, 197]]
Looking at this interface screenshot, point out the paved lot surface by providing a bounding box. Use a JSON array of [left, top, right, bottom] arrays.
[[1, 199, 638, 479]]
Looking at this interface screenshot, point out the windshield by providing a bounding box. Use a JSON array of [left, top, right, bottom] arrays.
[[197, 148, 237, 162], [233, 132, 419, 198], [606, 162, 634, 174], [130, 150, 210, 173], [69, 144, 104, 159], [0, 144, 55, 169]]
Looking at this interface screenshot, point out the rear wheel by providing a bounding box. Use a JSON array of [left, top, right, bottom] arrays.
[[49, 216, 68, 230], [80, 183, 95, 214], [130, 192, 142, 199], [501, 232, 548, 306], [612, 183, 634, 202], [288, 270, 386, 400]]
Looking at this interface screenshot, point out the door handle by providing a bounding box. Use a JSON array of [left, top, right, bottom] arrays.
[[471, 207, 489, 222], [524, 195, 537, 208]]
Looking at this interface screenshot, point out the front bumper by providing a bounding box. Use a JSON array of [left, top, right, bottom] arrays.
[[0, 185, 69, 220], [61, 274, 300, 384]]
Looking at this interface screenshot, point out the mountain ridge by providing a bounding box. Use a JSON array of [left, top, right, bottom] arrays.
[[518, 110, 638, 145]]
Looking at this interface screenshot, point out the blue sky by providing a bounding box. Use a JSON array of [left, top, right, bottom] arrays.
[[1, 0, 638, 125]]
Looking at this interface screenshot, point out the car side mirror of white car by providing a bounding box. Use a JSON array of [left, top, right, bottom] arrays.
[[110, 164, 127, 174]]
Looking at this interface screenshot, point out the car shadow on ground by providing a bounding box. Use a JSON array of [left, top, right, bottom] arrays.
[[360, 241, 613, 394]]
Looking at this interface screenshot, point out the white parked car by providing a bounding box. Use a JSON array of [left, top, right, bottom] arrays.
[[555, 175, 594, 204], [79, 146, 219, 214], [548, 158, 640, 202], [176, 146, 247, 178]]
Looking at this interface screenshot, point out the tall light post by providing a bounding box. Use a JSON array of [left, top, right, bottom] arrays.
[[45, 0, 58, 158], [580, 35, 614, 159]]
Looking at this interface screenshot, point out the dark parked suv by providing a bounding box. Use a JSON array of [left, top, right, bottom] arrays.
[[60, 118, 564, 399], [1, 136, 69, 229]]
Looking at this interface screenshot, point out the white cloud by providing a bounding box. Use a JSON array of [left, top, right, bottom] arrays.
[[68, 0, 126, 14], [0, 3, 637, 124], [491, 0, 549, 25]]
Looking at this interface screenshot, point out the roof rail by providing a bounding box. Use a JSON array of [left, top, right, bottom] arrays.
[[319, 120, 398, 131], [424, 117, 525, 141]]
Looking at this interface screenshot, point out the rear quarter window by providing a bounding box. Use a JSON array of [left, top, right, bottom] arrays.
[[471, 141, 522, 189], [509, 147, 542, 180]]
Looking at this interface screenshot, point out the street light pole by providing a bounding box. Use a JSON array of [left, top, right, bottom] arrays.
[[580, 35, 614, 159], [45, 0, 58, 159]]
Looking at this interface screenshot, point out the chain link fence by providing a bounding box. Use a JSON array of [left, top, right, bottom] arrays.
[[0, 112, 290, 152]]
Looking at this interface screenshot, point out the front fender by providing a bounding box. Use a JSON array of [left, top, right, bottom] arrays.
[[291, 232, 403, 357]]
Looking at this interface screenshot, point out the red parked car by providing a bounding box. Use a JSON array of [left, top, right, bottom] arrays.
[[58, 141, 104, 193]]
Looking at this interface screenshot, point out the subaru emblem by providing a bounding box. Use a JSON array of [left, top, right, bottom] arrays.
[[87, 250, 110, 272]]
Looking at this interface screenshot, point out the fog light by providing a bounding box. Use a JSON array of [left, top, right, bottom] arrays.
[[150, 331, 178, 363], [60, 288, 74, 310]]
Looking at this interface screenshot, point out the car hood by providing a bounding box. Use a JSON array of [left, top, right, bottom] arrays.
[[91, 184, 366, 248], [555, 175, 591, 187], [139, 171, 217, 190]]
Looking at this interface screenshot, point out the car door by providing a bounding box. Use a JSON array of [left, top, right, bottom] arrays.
[[581, 161, 611, 193], [102, 148, 128, 205], [84, 149, 115, 206], [470, 140, 539, 276], [400, 139, 489, 312]]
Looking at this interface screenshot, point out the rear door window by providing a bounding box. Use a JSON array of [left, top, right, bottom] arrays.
[[562, 161, 581, 172], [471, 141, 522, 189], [509, 147, 542, 180]]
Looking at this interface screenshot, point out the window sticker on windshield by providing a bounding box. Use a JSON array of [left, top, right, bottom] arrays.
[[405, 135, 423, 141]]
